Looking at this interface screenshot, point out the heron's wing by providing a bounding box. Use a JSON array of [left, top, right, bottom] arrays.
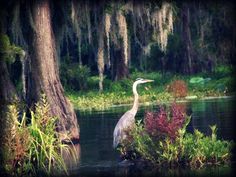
[[113, 128, 121, 148], [119, 111, 136, 127], [113, 111, 135, 148]]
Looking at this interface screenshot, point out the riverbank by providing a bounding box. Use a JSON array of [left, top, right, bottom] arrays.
[[68, 91, 234, 111], [66, 70, 235, 111]]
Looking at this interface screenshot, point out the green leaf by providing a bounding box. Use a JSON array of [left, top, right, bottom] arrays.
[[189, 77, 204, 84]]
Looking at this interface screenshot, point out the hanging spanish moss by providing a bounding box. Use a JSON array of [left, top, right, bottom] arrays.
[[7, 1, 176, 94], [116, 11, 128, 66], [97, 26, 104, 91], [78, 36, 82, 65], [55, 1, 174, 83], [20, 51, 26, 99], [105, 13, 111, 68], [85, 2, 92, 44], [71, 1, 76, 24], [71, 0, 82, 65], [128, 36, 131, 67], [167, 5, 174, 33], [11, 2, 27, 48], [151, 2, 173, 52]]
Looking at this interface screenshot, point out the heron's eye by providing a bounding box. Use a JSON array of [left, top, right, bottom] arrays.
[[136, 78, 143, 81]]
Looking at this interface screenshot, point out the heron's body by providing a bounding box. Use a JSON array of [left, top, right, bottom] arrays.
[[113, 78, 153, 148], [113, 111, 135, 148]]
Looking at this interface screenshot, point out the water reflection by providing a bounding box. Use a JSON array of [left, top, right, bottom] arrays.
[[188, 98, 236, 141], [71, 98, 235, 177], [69, 163, 234, 177], [63, 143, 81, 170]]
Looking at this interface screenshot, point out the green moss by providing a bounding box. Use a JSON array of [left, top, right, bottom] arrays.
[[0, 34, 24, 63]]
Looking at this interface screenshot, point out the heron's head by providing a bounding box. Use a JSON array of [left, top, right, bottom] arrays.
[[135, 78, 154, 84]]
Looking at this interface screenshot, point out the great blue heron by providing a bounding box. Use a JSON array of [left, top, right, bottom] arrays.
[[113, 78, 154, 148]]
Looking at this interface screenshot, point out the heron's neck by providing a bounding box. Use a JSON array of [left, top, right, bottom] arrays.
[[130, 83, 139, 115]]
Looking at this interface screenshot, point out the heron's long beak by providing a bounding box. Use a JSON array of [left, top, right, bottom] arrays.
[[144, 79, 154, 83]]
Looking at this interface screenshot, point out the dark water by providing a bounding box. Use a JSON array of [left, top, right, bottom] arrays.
[[68, 97, 235, 177]]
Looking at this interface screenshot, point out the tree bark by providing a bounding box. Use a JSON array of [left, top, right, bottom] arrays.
[[114, 48, 129, 80], [27, 0, 79, 142], [0, 6, 17, 104], [0, 60, 17, 103], [182, 3, 193, 74]]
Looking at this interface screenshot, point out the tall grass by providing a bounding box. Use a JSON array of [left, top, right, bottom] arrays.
[[2, 103, 29, 174], [2, 95, 76, 176]]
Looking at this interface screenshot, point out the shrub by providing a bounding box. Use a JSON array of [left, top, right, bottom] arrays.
[[179, 125, 233, 167], [60, 62, 90, 91], [144, 103, 186, 140], [119, 103, 233, 168], [214, 65, 233, 78], [166, 80, 188, 98]]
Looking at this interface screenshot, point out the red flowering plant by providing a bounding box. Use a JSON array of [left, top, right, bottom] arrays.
[[166, 80, 188, 98], [144, 103, 187, 141], [120, 102, 232, 167]]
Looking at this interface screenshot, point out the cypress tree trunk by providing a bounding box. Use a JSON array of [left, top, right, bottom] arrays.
[[114, 11, 129, 80], [0, 7, 17, 104], [0, 60, 17, 103], [27, 0, 79, 142], [182, 3, 193, 74], [114, 48, 129, 80]]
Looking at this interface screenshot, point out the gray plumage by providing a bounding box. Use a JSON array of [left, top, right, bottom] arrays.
[[113, 111, 135, 148], [113, 78, 154, 148]]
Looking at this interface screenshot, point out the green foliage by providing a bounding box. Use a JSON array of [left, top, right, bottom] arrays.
[[180, 127, 232, 167], [2, 95, 74, 176], [121, 114, 233, 168], [0, 34, 24, 63], [129, 120, 158, 163], [66, 70, 234, 111], [26, 95, 70, 175], [190, 77, 205, 84], [107, 78, 133, 92], [104, 3, 113, 14], [214, 65, 234, 78], [67, 91, 133, 111], [60, 62, 90, 91]]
